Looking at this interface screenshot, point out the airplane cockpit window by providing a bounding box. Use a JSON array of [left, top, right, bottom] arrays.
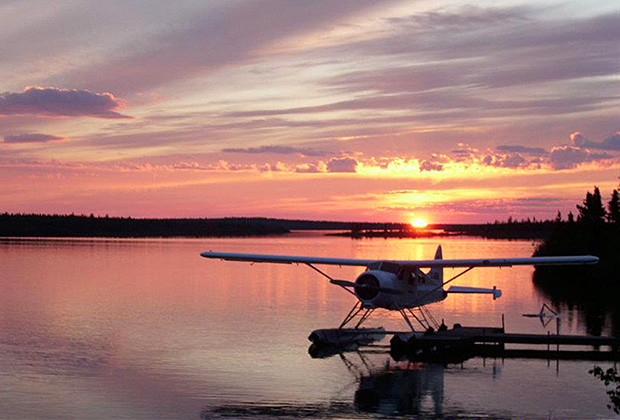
[[379, 262, 401, 274], [367, 262, 381, 270]]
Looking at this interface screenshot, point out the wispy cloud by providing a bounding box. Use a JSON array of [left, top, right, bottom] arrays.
[[217, 7, 619, 135], [49, 1, 395, 95], [221, 145, 326, 157], [3, 133, 65, 143]]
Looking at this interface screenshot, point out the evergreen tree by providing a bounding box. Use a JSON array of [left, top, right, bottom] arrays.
[[576, 186, 606, 224], [608, 189, 620, 224]]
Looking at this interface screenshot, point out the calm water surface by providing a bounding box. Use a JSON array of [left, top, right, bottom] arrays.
[[0, 235, 617, 419]]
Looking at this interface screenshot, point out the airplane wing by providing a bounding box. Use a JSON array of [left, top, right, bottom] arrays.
[[200, 251, 376, 266], [200, 251, 598, 268]]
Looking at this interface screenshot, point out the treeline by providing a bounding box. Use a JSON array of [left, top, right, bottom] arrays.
[[328, 220, 561, 240], [533, 186, 619, 279], [0, 213, 407, 238], [439, 219, 557, 239], [532, 186, 620, 334], [0, 214, 292, 237]]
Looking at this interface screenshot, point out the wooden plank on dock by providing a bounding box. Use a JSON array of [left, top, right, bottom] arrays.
[[474, 346, 620, 361], [475, 333, 617, 346], [406, 327, 617, 347]]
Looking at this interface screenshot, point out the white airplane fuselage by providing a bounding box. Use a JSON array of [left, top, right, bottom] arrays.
[[353, 266, 445, 310]]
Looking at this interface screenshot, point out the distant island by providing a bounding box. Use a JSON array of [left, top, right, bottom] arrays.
[[1, 212, 562, 239], [0, 213, 410, 238], [331, 219, 557, 240]]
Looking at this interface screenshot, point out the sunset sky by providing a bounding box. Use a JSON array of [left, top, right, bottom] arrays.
[[1, 0, 619, 223]]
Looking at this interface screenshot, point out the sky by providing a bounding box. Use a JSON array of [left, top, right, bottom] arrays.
[[1, 0, 619, 223]]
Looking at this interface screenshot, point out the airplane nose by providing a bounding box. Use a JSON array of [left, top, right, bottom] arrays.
[[355, 274, 380, 300]]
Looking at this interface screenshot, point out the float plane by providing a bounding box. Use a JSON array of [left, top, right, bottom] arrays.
[[201, 247, 597, 345]]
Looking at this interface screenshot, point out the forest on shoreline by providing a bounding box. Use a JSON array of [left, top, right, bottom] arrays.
[[532, 185, 620, 337], [0, 214, 410, 238], [1, 186, 617, 244], [1, 212, 567, 239]]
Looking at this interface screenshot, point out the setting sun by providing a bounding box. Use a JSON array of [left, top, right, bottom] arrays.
[[410, 218, 428, 229]]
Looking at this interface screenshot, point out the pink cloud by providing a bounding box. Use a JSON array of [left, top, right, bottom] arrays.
[[0, 87, 130, 119]]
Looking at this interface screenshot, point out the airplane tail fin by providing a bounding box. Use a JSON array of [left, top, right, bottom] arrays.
[[429, 245, 443, 286]]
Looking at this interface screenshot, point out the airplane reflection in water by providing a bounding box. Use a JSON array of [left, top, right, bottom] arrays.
[[347, 353, 446, 417], [202, 352, 503, 419]]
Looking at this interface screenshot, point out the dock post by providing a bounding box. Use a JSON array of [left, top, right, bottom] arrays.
[[546, 331, 551, 366], [556, 318, 560, 353], [501, 314, 505, 332]]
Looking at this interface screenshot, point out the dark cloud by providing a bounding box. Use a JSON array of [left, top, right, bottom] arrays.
[[221, 145, 326, 157], [600, 133, 620, 151], [496, 145, 548, 156], [3, 133, 65, 143], [570, 131, 620, 151], [326, 157, 358, 173], [482, 153, 528, 169], [0, 87, 130, 119], [549, 145, 612, 170]]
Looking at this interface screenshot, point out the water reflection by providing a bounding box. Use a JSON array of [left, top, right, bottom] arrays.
[[203, 402, 357, 419], [202, 353, 448, 419], [352, 357, 444, 417], [532, 271, 620, 338]]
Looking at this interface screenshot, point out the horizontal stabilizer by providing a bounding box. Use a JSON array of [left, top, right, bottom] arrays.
[[447, 286, 502, 300]]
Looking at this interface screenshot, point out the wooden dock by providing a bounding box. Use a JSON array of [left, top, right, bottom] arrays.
[[407, 326, 618, 346], [388, 326, 619, 362]]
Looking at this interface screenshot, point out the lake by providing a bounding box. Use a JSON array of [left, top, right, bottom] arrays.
[[0, 235, 617, 419]]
